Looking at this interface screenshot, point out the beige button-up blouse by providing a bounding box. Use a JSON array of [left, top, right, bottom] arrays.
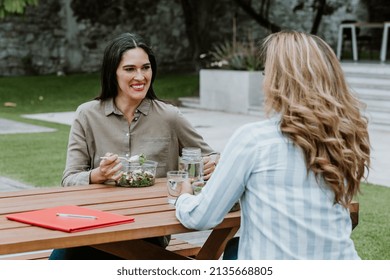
[[62, 98, 215, 186]]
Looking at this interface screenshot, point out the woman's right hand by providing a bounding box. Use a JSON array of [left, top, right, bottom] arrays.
[[90, 153, 123, 184]]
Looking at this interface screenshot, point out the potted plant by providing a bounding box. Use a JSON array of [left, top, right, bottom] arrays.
[[199, 35, 264, 114]]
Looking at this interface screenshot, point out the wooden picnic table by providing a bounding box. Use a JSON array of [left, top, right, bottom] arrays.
[[0, 178, 240, 260], [0, 179, 359, 260]]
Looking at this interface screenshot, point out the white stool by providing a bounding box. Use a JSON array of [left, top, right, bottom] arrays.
[[337, 23, 359, 61], [337, 22, 384, 61]]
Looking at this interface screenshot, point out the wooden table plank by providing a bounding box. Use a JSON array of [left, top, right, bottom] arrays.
[[0, 185, 168, 214]]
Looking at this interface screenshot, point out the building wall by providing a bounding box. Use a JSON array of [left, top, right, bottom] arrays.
[[0, 0, 368, 76]]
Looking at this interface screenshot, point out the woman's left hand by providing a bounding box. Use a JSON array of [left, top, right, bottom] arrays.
[[202, 154, 220, 180]]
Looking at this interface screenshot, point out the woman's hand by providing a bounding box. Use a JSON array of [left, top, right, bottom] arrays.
[[179, 179, 193, 196], [90, 153, 123, 184], [202, 154, 220, 180]]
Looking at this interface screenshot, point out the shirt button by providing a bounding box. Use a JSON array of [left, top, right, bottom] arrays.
[[134, 117, 138, 121], [126, 133, 130, 137]]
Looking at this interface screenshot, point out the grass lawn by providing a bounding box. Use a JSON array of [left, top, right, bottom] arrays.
[[0, 73, 389, 260], [352, 183, 390, 259]]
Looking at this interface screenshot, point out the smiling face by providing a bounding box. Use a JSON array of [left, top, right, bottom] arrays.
[[116, 47, 152, 104]]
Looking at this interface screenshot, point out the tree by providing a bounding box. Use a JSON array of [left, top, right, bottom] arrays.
[[233, 0, 281, 32], [180, 0, 222, 67], [1, 0, 348, 72], [69, 0, 225, 70], [234, 0, 343, 35], [0, 0, 38, 18], [70, 0, 158, 27], [310, 0, 343, 34]]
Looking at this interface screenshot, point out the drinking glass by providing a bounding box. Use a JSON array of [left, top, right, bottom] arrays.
[[166, 171, 188, 204]]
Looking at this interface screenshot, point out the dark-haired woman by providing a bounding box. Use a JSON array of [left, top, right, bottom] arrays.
[[50, 33, 217, 260]]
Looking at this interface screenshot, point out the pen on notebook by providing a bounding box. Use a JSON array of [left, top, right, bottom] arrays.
[[56, 213, 97, 219]]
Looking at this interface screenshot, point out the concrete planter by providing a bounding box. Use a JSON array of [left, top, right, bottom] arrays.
[[200, 69, 264, 114]]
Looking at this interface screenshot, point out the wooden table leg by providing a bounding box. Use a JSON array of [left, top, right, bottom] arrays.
[[93, 239, 190, 260], [195, 226, 239, 260]]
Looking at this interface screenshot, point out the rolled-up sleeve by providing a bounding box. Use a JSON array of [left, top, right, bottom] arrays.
[[61, 109, 91, 186]]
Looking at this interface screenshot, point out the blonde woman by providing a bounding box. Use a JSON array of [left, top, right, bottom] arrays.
[[175, 30, 370, 259]]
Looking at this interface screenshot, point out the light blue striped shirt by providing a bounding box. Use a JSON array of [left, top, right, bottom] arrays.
[[175, 116, 359, 259]]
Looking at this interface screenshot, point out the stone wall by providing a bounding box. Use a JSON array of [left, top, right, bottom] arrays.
[[0, 0, 368, 76], [0, 0, 65, 75]]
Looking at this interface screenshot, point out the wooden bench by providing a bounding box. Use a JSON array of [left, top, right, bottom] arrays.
[[349, 201, 359, 230], [0, 238, 201, 260]]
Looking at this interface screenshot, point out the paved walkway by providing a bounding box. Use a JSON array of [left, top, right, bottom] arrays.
[[0, 118, 56, 135], [1, 107, 389, 190]]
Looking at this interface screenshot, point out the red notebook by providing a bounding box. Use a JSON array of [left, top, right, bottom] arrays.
[[6, 205, 135, 233]]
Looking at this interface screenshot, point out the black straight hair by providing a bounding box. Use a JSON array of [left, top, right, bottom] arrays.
[[96, 33, 158, 100]]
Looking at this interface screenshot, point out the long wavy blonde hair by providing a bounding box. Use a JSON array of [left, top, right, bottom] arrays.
[[261, 30, 370, 206]]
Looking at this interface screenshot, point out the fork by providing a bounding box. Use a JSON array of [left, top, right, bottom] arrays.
[[100, 155, 140, 162]]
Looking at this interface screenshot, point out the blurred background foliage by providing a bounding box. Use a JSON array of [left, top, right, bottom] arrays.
[[3, 0, 383, 73]]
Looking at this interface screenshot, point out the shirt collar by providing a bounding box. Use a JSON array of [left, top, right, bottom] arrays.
[[104, 98, 120, 116], [103, 98, 152, 116], [136, 98, 152, 116]]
